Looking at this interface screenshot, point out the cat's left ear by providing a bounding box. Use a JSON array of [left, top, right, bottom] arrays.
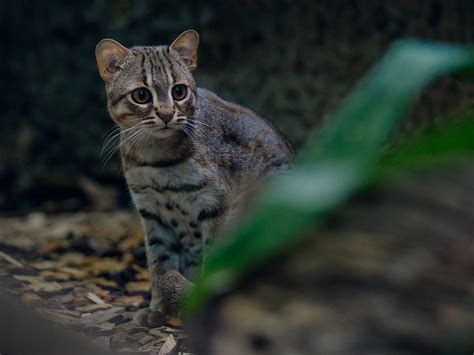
[[95, 39, 130, 81], [170, 30, 199, 71]]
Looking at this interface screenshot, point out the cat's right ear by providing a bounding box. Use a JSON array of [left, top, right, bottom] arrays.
[[95, 39, 129, 81]]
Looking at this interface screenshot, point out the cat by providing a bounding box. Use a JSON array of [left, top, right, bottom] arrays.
[[95, 30, 293, 327]]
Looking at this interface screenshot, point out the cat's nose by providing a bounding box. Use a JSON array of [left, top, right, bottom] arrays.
[[158, 112, 173, 124]]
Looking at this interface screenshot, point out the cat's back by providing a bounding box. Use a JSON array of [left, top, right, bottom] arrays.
[[196, 88, 294, 177]]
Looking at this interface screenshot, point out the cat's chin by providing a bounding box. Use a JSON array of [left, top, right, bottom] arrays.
[[151, 127, 180, 139]]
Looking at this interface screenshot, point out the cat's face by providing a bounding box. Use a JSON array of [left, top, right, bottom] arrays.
[[96, 30, 199, 139]]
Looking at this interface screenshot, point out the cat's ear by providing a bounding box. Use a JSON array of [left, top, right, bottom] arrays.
[[170, 30, 199, 71], [95, 39, 130, 81]]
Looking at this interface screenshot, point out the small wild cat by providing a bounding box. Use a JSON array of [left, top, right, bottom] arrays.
[[95, 30, 293, 327]]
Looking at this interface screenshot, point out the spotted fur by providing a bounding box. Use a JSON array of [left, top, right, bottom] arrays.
[[96, 30, 293, 323]]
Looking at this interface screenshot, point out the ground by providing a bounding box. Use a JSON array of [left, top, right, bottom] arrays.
[[0, 211, 190, 354]]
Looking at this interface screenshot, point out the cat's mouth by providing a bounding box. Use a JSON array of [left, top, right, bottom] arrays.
[[150, 125, 181, 138], [159, 124, 179, 131]]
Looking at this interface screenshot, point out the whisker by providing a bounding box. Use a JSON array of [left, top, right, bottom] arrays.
[[181, 124, 196, 142], [186, 115, 215, 129], [102, 125, 121, 140], [102, 126, 143, 167], [124, 128, 146, 157], [103, 117, 142, 134], [115, 128, 149, 177], [101, 126, 122, 151], [126, 129, 149, 163], [183, 121, 210, 138], [118, 128, 146, 151], [101, 119, 142, 152], [101, 125, 139, 156]]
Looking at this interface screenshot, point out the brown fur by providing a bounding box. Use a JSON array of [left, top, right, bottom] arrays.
[[96, 30, 293, 327]]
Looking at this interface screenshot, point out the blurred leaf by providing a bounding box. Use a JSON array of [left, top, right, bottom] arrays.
[[378, 110, 474, 179], [185, 39, 474, 312], [454, 65, 474, 81]]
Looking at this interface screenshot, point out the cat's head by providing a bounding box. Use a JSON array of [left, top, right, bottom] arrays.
[[95, 30, 199, 138]]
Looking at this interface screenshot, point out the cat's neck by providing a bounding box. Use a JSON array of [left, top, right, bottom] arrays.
[[120, 128, 195, 168]]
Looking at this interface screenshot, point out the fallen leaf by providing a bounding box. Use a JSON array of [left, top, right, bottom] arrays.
[[0, 251, 23, 268], [81, 306, 124, 325], [160, 326, 181, 334], [31, 260, 57, 270], [137, 334, 155, 345], [158, 334, 176, 355], [165, 317, 183, 328], [93, 288, 110, 300], [92, 278, 118, 289], [53, 308, 82, 317], [40, 270, 71, 281], [113, 322, 148, 338], [109, 331, 131, 347], [124, 331, 148, 342], [126, 281, 150, 293], [40, 241, 64, 254], [56, 252, 87, 267], [76, 303, 111, 313], [21, 292, 46, 306], [47, 293, 75, 304], [86, 292, 106, 305], [89, 321, 116, 335], [137, 338, 164, 352], [132, 265, 149, 281], [86, 257, 126, 275], [122, 251, 134, 265], [59, 267, 88, 280], [114, 295, 144, 307], [13, 275, 63, 293], [119, 227, 144, 251], [149, 328, 164, 337]]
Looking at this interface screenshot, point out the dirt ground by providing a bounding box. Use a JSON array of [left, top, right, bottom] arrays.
[[0, 210, 190, 354]]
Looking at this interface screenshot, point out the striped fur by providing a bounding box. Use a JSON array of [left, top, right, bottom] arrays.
[[96, 31, 293, 322]]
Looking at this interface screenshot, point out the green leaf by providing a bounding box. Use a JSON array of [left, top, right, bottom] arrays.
[[185, 39, 474, 312], [377, 111, 474, 178]]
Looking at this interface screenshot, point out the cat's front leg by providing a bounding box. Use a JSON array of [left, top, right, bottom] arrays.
[[134, 221, 189, 327], [134, 270, 193, 327]]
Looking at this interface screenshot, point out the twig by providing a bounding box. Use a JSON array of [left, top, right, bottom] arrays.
[[0, 251, 23, 268], [86, 292, 106, 305]]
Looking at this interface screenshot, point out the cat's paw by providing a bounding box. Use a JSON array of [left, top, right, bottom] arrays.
[[134, 307, 167, 328]]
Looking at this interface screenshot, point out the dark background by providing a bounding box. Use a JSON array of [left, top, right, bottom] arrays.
[[1, 0, 473, 213]]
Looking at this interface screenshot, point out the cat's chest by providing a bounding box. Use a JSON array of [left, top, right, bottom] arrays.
[[125, 160, 224, 236]]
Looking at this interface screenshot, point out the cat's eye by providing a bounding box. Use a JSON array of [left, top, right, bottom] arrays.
[[131, 88, 152, 104], [172, 84, 188, 101]]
